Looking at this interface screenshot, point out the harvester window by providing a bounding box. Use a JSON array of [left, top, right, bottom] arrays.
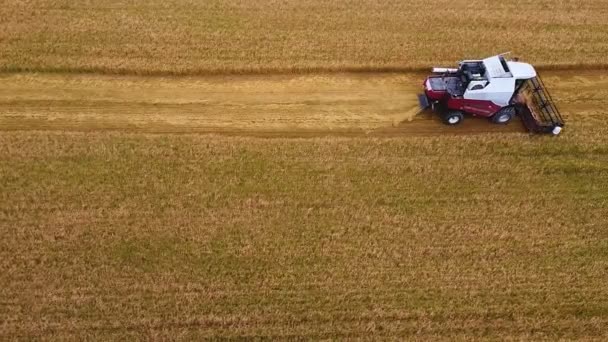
[[468, 80, 488, 91]]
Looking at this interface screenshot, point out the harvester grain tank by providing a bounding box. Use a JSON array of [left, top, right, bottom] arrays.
[[418, 54, 564, 134]]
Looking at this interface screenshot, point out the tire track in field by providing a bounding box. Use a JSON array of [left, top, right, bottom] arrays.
[[0, 71, 603, 137]]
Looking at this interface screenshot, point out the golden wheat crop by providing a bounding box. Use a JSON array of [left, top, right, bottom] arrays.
[[1, 131, 607, 339], [2, 0, 608, 74], [1, 0, 608, 339]]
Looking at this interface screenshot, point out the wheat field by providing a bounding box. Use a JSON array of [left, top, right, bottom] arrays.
[[2, 0, 608, 74], [1, 132, 607, 339], [2, 0, 608, 340]]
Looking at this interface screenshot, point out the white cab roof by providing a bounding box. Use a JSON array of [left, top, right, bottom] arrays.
[[507, 61, 537, 79], [482, 55, 537, 80], [483, 56, 511, 78]]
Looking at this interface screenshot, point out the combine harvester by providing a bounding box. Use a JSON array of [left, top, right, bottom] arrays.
[[418, 54, 564, 135]]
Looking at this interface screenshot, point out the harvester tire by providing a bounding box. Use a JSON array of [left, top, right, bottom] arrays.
[[492, 107, 515, 124], [443, 111, 463, 125]]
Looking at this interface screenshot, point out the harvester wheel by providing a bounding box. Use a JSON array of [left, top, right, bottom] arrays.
[[492, 107, 515, 124], [443, 111, 463, 125]]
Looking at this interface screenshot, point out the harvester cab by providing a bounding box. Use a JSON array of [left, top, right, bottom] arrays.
[[418, 54, 564, 134]]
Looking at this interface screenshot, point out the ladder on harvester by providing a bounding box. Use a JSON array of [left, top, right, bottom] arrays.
[[515, 75, 565, 135]]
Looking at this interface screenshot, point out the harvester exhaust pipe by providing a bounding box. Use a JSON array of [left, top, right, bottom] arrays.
[[432, 67, 458, 73]]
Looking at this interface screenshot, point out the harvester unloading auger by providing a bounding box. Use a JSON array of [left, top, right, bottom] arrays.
[[418, 54, 564, 134]]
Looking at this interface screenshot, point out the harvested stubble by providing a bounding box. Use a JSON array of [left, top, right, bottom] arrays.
[[0, 70, 605, 136]]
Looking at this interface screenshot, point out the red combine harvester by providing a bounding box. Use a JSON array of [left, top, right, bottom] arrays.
[[418, 54, 564, 135]]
